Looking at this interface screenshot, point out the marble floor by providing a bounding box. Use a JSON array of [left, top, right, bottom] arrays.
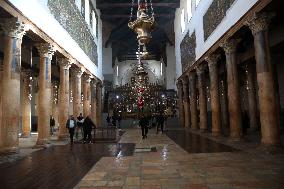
[[75, 128, 284, 189]]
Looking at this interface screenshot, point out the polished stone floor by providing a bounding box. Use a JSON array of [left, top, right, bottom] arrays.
[[0, 127, 284, 189], [75, 129, 284, 189]]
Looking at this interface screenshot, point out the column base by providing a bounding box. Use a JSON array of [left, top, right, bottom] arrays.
[[199, 129, 207, 133], [256, 144, 283, 154], [0, 146, 19, 154], [35, 138, 51, 148], [57, 134, 69, 140], [211, 131, 221, 137], [228, 136, 242, 142], [20, 133, 31, 138]]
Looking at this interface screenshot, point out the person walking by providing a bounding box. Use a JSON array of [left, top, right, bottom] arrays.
[[106, 114, 111, 126], [66, 115, 77, 144], [156, 112, 165, 134], [83, 115, 96, 143], [139, 114, 149, 139], [76, 113, 84, 140], [117, 114, 122, 130], [50, 116, 55, 136]]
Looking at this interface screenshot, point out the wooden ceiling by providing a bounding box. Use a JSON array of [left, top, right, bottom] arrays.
[[96, 0, 179, 65]]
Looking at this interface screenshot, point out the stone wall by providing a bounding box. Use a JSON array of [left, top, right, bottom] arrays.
[[48, 0, 98, 65]]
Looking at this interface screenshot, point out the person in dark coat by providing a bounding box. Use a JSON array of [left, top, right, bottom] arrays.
[[156, 112, 165, 134], [139, 114, 149, 139], [66, 115, 77, 144], [106, 114, 111, 126], [83, 115, 96, 143], [50, 116, 55, 135], [76, 113, 84, 140]]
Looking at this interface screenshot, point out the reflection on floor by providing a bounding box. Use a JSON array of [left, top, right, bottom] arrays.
[[0, 143, 135, 189], [76, 128, 284, 189], [166, 130, 236, 153]]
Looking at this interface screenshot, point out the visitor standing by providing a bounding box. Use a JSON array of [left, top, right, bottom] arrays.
[[106, 114, 111, 126], [156, 112, 165, 134], [50, 116, 55, 136], [83, 115, 96, 143], [76, 113, 84, 140], [139, 114, 149, 139], [66, 115, 77, 144]]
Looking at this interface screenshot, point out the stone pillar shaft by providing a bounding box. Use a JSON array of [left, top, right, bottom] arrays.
[[247, 64, 258, 131], [206, 54, 221, 136], [0, 18, 25, 152], [221, 39, 242, 139], [246, 13, 280, 145], [36, 43, 55, 145], [0, 64, 3, 148], [189, 73, 198, 130], [83, 75, 91, 117], [177, 82, 185, 127], [197, 66, 207, 132], [96, 83, 102, 127], [21, 71, 31, 137], [58, 58, 71, 139], [91, 80, 97, 125], [72, 68, 83, 118], [182, 80, 190, 127]]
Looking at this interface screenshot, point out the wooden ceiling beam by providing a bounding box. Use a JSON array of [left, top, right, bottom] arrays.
[[97, 3, 179, 9]]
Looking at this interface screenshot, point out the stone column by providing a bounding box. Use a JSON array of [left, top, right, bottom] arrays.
[[220, 39, 242, 140], [72, 67, 83, 118], [96, 82, 102, 127], [21, 70, 32, 137], [206, 54, 221, 136], [83, 74, 91, 117], [0, 18, 25, 152], [58, 58, 72, 139], [197, 65, 208, 132], [246, 64, 258, 131], [91, 79, 97, 125], [51, 81, 59, 128], [182, 77, 190, 127], [189, 72, 198, 130], [220, 79, 229, 135], [246, 13, 280, 145], [0, 63, 3, 148], [177, 81, 185, 127], [35, 43, 55, 145]]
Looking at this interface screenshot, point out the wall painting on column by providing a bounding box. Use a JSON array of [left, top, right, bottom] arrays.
[[180, 31, 196, 72]]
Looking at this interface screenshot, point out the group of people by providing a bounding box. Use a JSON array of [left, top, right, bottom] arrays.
[[139, 112, 166, 139], [106, 113, 122, 130], [65, 113, 96, 144]]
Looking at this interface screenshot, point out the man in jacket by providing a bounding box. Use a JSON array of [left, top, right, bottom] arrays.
[[66, 115, 77, 144]]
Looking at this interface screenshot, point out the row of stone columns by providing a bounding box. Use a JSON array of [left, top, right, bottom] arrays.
[[177, 12, 280, 146], [0, 17, 103, 153]]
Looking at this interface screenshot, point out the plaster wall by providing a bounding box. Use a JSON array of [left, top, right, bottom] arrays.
[[166, 44, 176, 90]]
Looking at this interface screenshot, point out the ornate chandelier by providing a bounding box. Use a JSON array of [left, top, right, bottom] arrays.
[[128, 0, 156, 45]]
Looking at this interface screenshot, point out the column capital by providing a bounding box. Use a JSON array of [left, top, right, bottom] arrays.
[[72, 67, 84, 78], [196, 64, 206, 76], [205, 54, 220, 68], [220, 38, 241, 54], [187, 71, 197, 81], [36, 43, 55, 59], [245, 12, 275, 35], [0, 18, 26, 39], [177, 80, 183, 89], [58, 58, 72, 70], [83, 74, 91, 83], [181, 76, 189, 85]]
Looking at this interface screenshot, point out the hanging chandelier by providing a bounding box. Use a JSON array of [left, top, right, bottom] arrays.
[[128, 0, 156, 45]]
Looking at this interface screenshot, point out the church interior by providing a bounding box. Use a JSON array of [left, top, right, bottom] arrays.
[[0, 0, 284, 188]]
